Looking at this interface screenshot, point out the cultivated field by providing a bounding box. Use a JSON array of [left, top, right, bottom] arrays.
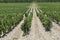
[[37, 2, 60, 30], [0, 2, 60, 40], [0, 3, 29, 38]]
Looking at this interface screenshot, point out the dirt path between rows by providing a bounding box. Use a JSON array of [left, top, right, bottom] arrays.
[[0, 3, 60, 40], [0, 7, 30, 40], [18, 3, 60, 40], [0, 20, 24, 40]]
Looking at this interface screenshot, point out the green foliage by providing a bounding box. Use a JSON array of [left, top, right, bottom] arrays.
[[25, 8, 31, 17], [0, 3, 28, 37], [0, 0, 60, 2], [37, 2, 60, 31], [37, 10, 51, 31], [38, 3, 60, 23], [21, 12, 33, 36]]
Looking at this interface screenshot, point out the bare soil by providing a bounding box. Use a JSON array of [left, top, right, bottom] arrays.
[[0, 3, 60, 40]]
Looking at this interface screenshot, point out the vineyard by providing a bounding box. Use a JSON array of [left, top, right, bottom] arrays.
[[0, 2, 60, 40]]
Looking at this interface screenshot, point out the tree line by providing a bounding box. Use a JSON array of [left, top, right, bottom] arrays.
[[0, 0, 60, 2]]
